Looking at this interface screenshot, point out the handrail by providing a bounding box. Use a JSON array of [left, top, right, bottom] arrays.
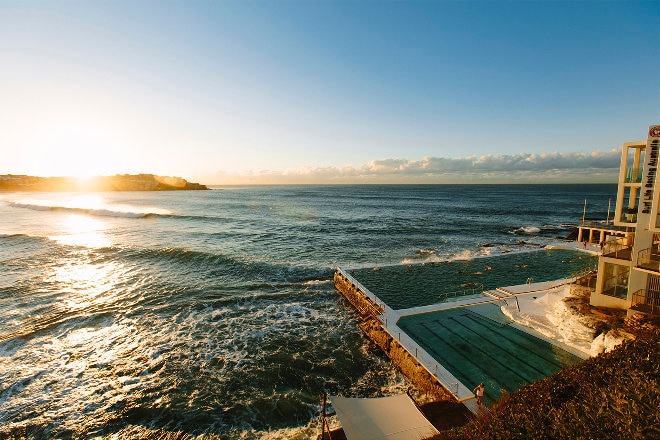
[[636, 247, 660, 272], [336, 267, 388, 316], [335, 267, 474, 401], [438, 284, 484, 302], [385, 320, 474, 401], [620, 209, 638, 224], [602, 242, 632, 260], [570, 264, 598, 283], [631, 289, 660, 316]]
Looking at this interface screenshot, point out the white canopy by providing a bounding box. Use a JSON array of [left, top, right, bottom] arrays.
[[330, 394, 440, 440]]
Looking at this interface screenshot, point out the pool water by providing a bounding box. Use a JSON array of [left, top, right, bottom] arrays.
[[351, 249, 596, 310], [397, 303, 582, 405]]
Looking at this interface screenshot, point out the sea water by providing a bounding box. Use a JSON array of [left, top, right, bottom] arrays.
[[0, 184, 615, 438]]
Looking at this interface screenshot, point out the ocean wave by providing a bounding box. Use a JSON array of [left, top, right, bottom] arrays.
[[398, 248, 476, 265], [302, 278, 333, 286], [514, 226, 542, 235], [8, 201, 169, 219], [0, 232, 49, 244], [450, 249, 477, 261], [0, 287, 399, 438], [396, 244, 551, 267]]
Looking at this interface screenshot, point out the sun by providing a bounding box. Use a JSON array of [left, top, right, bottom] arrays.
[[32, 117, 129, 178]]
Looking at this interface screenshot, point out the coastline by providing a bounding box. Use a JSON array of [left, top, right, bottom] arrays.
[[0, 185, 632, 438], [0, 174, 209, 191]]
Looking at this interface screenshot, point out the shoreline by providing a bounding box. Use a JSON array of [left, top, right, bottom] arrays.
[[0, 174, 209, 191]]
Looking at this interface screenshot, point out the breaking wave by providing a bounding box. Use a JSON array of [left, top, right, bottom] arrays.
[[8, 201, 170, 218], [514, 226, 542, 235]]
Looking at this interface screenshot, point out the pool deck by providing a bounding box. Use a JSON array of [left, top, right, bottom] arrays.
[[336, 255, 593, 415]]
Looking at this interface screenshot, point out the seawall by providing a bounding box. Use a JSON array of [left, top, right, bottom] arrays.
[[334, 270, 455, 401]]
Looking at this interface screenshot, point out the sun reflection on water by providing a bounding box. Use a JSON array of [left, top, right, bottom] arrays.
[[49, 214, 111, 248], [52, 259, 128, 311]]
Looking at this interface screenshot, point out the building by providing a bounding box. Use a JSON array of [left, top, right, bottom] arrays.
[[589, 124, 660, 316]]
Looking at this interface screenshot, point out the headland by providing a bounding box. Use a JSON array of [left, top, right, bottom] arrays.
[[0, 174, 209, 192]]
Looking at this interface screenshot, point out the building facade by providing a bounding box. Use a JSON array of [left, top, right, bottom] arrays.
[[590, 124, 660, 316]]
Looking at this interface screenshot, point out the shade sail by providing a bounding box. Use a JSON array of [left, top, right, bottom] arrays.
[[330, 394, 439, 440]]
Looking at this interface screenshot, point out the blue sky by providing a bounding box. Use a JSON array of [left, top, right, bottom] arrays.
[[0, 0, 658, 184]]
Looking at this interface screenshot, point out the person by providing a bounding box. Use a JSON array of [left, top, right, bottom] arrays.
[[583, 240, 588, 249], [473, 382, 485, 406]]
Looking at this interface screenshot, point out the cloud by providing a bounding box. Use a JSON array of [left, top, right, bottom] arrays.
[[202, 149, 621, 184]]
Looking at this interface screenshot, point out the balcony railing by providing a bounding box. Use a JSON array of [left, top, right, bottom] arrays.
[[602, 242, 633, 260], [620, 210, 637, 224], [631, 289, 660, 315], [625, 167, 643, 183], [636, 247, 660, 272]]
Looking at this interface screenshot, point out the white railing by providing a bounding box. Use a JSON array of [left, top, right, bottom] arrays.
[[382, 319, 473, 401], [336, 267, 391, 315], [336, 267, 473, 401]]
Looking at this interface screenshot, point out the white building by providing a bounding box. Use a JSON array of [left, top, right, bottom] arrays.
[[590, 124, 660, 316]]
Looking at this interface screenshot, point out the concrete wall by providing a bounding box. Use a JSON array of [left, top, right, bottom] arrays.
[[334, 271, 454, 401], [590, 291, 631, 310]]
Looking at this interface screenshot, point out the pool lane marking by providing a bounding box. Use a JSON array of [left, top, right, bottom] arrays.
[[416, 318, 529, 395], [461, 310, 568, 371]]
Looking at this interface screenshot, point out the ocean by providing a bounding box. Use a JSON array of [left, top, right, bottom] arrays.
[[0, 184, 615, 439]]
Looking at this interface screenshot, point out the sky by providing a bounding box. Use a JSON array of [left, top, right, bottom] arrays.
[[0, 0, 658, 184]]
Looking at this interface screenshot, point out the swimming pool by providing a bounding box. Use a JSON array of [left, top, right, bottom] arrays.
[[397, 303, 582, 405], [351, 249, 596, 310]]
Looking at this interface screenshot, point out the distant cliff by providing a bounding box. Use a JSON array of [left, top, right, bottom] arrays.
[[0, 174, 210, 191]]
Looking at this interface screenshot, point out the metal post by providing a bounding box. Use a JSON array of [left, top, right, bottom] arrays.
[[321, 393, 327, 439]]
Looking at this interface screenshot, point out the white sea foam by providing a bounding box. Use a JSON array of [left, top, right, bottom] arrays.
[[303, 279, 332, 286], [8, 200, 171, 218], [249, 420, 321, 440], [514, 226, 541, 235], [500, 284, 627, 357], [451, 249, 476, 261], [398, 246, 526, 265], [590, 330, 631, 356]]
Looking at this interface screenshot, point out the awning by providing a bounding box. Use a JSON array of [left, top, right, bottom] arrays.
[[330, 394, 440, 440]]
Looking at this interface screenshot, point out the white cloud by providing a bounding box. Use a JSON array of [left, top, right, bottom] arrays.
[[201, 149, 621, 184]]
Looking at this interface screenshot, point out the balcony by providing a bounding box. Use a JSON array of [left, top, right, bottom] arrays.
[[631, 289, 660, 316], [625, 167, 643, 183], [602, 242, 632, 261], [620, 208, 637, 224], [636, 247, 660, 273]]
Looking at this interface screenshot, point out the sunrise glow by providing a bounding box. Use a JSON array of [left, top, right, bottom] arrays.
[[0, 2, 656, 184]]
